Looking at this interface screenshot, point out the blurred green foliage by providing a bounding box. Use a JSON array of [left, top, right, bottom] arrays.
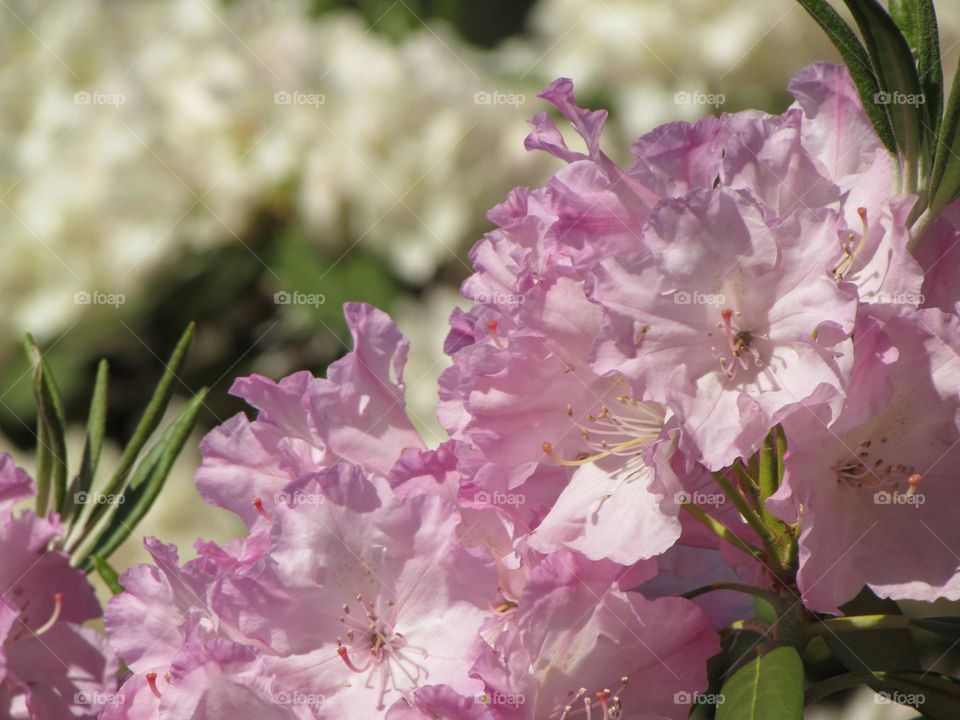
[[305, 0, 537, 46]]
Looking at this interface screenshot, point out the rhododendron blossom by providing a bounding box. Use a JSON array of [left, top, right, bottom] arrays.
[[0, 456, 116, 718], [98, 27, 960, 717]]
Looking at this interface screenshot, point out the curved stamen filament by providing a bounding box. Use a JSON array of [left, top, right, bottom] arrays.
[[146, 672, 162, 699], [543, 435, 655, 466], [252, 497, 273, 522], [487, 320, 505, 350], [34, 593, 63, 636], [832, 207, 869, 280], [338, 645, 375, 674]]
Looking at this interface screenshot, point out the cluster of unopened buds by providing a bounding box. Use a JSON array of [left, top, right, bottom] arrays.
[[6, 25, 960, 719]]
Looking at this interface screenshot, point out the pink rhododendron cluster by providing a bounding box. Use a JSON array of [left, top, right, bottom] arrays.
[[0, 455, 117, 717], [99, 62, 960, 719]]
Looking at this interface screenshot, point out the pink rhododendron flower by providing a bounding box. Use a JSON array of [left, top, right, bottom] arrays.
[[0, 455, 117, 718], [101, 55, 960, 719], [590, 189, 857, 469], [230, 482, 497, 716], [770, 306, 960, 612], [197, 302, 424, 527], [469, 551, 719, 720]]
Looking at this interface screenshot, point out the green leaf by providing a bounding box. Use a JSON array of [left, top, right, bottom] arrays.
[[889, 0, 942, 140], [794, 0, 896, 152], [24, 335, 68, 517], [103, 323, 194, 498], [872, 671, 960, 719], [911, 616, 960, 643], [76, 389, 208, 569], [842, 0, 927, 191], [824, 588, 920, 675], [929, 57, 960, 213], [90, 555, 125, 595], [716, 646, 804, 720], [65, 359, 109, 525]]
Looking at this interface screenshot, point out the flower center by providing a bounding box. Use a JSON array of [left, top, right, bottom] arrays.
[[336, 593, 428, 710], [542, 390, 664, 468], [557, 677, 629, 720], [833, 437, 921, 494], [831, 207, 869, 281], [710, 308, 765, 381]]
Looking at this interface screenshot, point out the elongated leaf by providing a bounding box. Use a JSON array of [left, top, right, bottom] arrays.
[[24, 335, 68, 516], [64, 359, 109, 525], [824, 588, 920, 675], [77, 389, 207, 569], [872, 671, 960, 719], [716, 646, 804, 720], [103, 323, 194, 497], [911, 616, 960, 643], [91, 555, 125, 595], [889, 0, 942, 140], [843, 0, 926, 190], [795, 0, 896, 152], [80, 359, 109, 489], [930, 58, 960, 213]]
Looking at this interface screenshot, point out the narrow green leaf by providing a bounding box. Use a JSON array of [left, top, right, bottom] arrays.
[[64, 359, 109, 525], [842, 0, 926, 191], [716, 646, 804, 720], [103, 323, 194, 498], [24, 335, 68, 516], [911, 616, 960, 643], [888, 0, 921, 47], [889, 0, 942, 139], [77, 389, 207, 569], [929, 58, 960, 213], [90, 555, 125, 595], [81, 359, 109, 488], [794, 0, 896, 152], [870, 671, 960, 719], [825, 588, 920, 673]]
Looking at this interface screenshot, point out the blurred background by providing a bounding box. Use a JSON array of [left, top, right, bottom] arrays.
[[2, 2, 959, 716]]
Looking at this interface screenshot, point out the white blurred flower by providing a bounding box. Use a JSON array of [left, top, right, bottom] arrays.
[[0, 0, 549, 351], [503, 0, 959, 146]]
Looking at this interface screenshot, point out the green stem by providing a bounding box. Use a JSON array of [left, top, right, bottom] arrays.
[[681, 503, 764, 562], [758, 428, 797, 573], [712, 470, 777, 548], [732, 460, 760, 498]]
